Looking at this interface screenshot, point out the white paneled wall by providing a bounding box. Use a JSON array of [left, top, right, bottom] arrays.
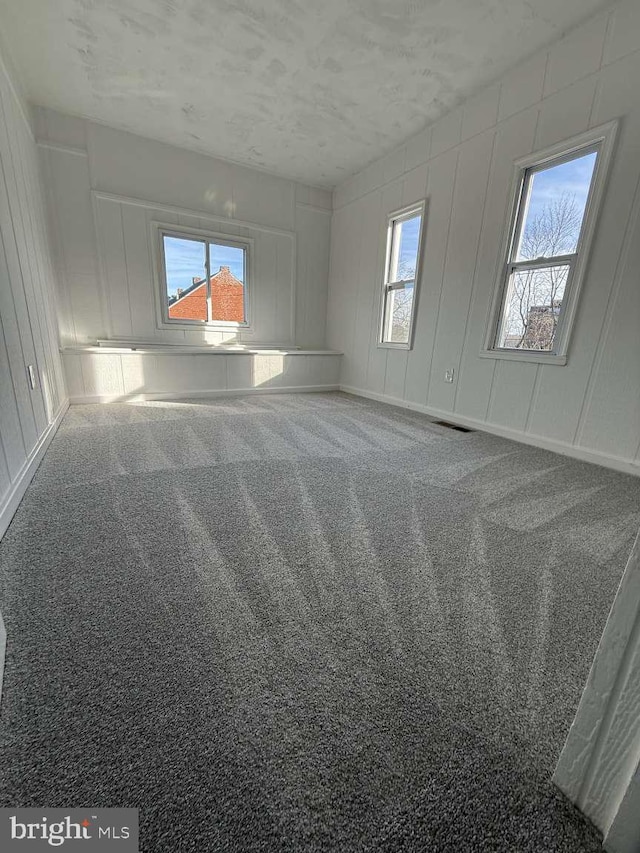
[[329, 0, 640, 474], [36, 110, 334, 352], [554, 530, 640, 850], [0, 49, 67, 537], [62, 349, 341, 403], [90, 193, 297, 346]]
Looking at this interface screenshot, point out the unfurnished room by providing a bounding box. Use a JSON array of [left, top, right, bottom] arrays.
[[0, 1, 639, 851]]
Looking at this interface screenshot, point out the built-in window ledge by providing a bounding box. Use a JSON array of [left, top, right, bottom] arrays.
[[478, 348, 567, 366], [61, 344, 342, 356], [377, 342, 412, 351], [97, 338, 299, 351]]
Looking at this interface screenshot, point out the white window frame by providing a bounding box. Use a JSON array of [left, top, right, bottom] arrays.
[[153, 222, 253, 332], [378, 200, 426, 350], [481, 121, 618, 365]]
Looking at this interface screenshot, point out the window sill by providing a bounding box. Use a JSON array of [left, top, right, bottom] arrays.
[[377, 342, 412, 351], [62, 344, 342, 356], [157, 321, 253, 333], [479, 348, 567, 366]]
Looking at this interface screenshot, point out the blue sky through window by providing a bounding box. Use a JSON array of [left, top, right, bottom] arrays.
[[522, 151, 597, 253], [164, 236, 245, 298], [396, 215, 421, 279], [527, 151, 596, 220]]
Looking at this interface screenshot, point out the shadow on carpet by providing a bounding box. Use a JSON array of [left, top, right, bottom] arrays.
[[2, 392, 639, 851]]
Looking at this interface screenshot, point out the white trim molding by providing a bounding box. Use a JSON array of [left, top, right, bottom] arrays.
[[90, 190, 297, 239], [0, 399, 69, 541], [36, 140, 88, 158], [295, 200, 332, 216], [554, 530, 640, 853], [340, 384, 640, 477]]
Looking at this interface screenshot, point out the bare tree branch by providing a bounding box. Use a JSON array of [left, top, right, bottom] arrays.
[[504, 192, 579, 350]]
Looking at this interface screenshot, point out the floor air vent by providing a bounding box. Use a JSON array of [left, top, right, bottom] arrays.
[[433, 420, 474, 433]]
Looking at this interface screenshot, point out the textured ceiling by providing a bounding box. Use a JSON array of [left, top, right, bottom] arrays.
[[0, 0, 610, 187]]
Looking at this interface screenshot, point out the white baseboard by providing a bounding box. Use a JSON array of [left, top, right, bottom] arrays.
[[69, 384, 340, 405], [0, 398, 70, 541], [340, 384, 640, 477]]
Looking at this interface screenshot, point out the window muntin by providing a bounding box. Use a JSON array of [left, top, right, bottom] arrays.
[[161, 230, 248, 326], [381, 204, 424, 347], [491, 138, 608, 357]]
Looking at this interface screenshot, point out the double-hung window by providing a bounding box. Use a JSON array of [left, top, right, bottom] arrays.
[[485, 122, 617, 363], [157, 227, 250, 328], [379, 201, 426, 348]]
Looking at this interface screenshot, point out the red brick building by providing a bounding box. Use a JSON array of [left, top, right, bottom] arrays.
[[168, 265, 244, 322]]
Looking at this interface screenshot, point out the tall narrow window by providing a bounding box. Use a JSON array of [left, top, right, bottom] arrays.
[[380, 201, 425, 348], [159, 229, 249, 326], [487, 122, 617, 362]]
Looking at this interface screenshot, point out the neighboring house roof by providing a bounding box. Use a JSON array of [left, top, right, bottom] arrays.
[[168, 265, 244, 322]]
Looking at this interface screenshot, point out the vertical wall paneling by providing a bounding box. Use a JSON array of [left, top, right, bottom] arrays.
[[294, 203, 331, 348], [93, 196, 131, 339], [121, 203, 156, 342], [0, 116, 47, 436], [0, 48, 67, 539], [0, 181, 38, 455], [87, 193, 299, 347], [427, 129, 495, 413], [354, 191, 385, 392], [329, 0, 640, 474], [454, 106, 540, 422], [37, 113, 333, 358], [404, 148, 458, 406]]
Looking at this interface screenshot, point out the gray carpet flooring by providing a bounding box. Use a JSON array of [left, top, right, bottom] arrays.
[[1, 391, 639, 852]]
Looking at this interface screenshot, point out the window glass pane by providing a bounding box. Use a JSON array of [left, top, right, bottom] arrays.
[[516, 151, 597, 261], [390, 215, 421, 281], [384, 282, 414, 344], [165, 235, 207, 321], [209, 243, 246, 322], [498, 264, 569, 351]]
